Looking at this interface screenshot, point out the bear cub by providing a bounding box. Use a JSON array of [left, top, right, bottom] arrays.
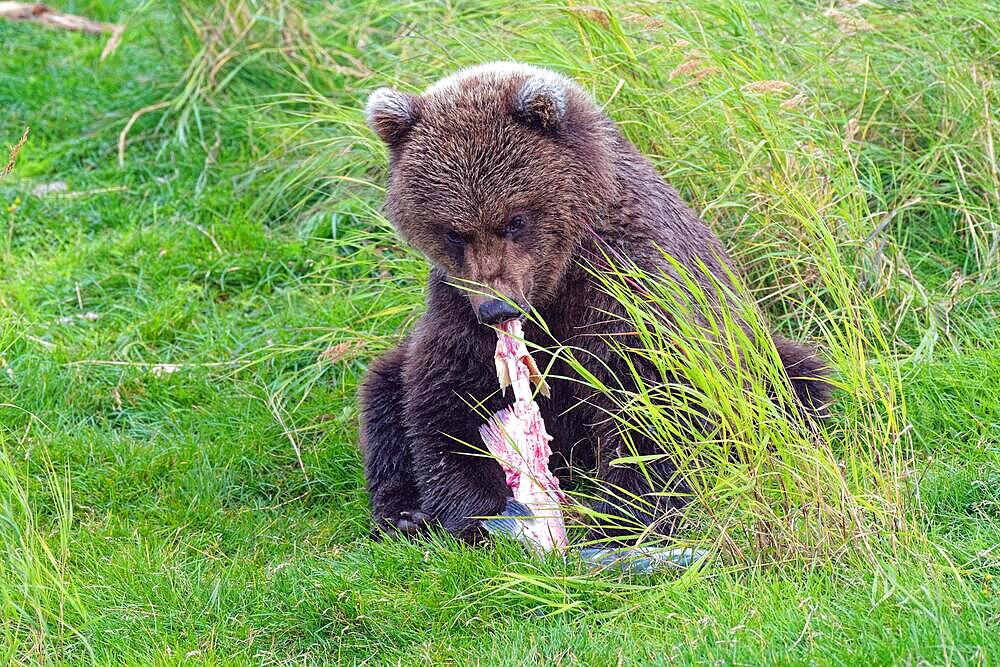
[[359, 63, 830, 542]]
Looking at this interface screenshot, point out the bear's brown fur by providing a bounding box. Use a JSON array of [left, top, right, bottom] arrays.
[[359, 63, 830, 542]]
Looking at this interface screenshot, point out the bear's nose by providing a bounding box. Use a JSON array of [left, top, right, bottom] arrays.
[[477, 298, 521, 325]]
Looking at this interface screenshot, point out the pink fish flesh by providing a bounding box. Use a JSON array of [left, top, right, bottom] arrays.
[[479, 319, 568, 553]]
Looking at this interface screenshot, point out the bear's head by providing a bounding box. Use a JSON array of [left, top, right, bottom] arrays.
[[366, 63, 618, 324]]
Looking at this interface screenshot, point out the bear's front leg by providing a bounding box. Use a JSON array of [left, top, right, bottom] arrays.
[[359, 343, 429, 537], [403, 319, 509, 541]]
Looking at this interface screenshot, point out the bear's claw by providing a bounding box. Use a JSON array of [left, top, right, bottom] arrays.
[[374, 510, 432, 539]]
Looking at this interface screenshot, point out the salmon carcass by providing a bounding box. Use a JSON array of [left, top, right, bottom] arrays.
[[479, 319, 569, 553]]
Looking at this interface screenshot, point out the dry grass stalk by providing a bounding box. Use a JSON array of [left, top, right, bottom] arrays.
[[0, 3, 125, 59], [118, 101, 170, 167], [99, 24, 125, 62], [2, 127, 29, 178]]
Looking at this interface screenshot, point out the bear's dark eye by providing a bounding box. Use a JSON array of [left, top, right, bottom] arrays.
[[506, 214, 526, 236], [445, 229, 466, 247]]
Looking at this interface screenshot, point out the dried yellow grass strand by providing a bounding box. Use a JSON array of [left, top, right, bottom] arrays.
[[2, 126, 29, 178], [100, 24, 125, 62]]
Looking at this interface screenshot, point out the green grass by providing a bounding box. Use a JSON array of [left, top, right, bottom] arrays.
[[1, 0, 998, 663]]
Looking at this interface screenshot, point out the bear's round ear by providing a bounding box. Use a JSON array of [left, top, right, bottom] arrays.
[[513, 73, 568, 132], [365, 87, 420, 146]]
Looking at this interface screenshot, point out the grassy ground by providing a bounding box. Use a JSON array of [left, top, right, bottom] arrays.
[[2, 0, 998, 664]]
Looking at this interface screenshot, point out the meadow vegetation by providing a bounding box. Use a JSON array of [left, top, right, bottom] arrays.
[[1, 0, 998, 663]]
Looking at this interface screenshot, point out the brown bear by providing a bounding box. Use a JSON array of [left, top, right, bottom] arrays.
[[359, 63, 830, 542]]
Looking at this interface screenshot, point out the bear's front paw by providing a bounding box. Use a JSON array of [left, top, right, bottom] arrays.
[[373, 510, 432, 539]]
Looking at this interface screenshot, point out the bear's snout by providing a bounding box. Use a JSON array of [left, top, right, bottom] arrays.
[[476, 298, 523, 325]]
